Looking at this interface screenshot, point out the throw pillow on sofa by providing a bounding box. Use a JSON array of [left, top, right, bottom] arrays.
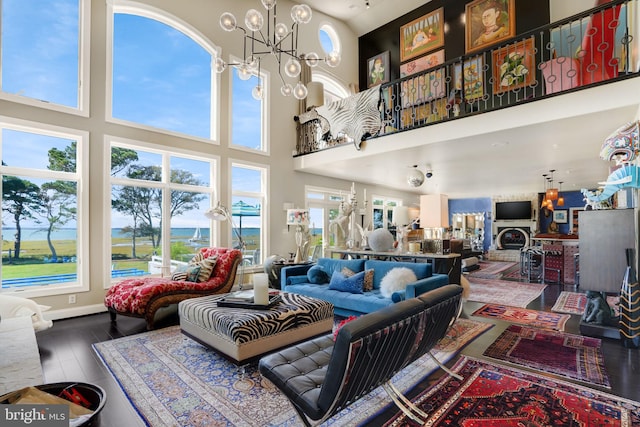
[[328, 270, 365, 294], [307, 265, 330, 284], [171, 254, 218, 282], [342, 267, 374, 292], [380, 267, 417, 298]]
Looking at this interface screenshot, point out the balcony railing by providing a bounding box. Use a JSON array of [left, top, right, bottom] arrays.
[[295, 0, 639, 156]]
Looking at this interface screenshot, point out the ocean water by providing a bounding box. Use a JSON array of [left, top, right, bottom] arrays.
[[1, 227, 263, 242]]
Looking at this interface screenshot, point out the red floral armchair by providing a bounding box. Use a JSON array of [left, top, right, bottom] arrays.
[[104, 247, 241, 329]]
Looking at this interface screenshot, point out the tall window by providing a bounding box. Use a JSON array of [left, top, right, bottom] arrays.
[[1, 118, 88, 296], [231, 66, 267, 152], [306, 186, 346, 250], [108, 2, 218, 141], [0, 0, 89, 113], [231, 163, 267, 265], [108, 139, 216, 281]]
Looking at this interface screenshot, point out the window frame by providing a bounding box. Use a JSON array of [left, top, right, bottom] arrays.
[[0, 116, 90, 298], [0, 0, 91, 117], [228, 56, 270, 155], [105, 0, 221, 144], [103, 135, 219, 286], [229, 159, 269, 266], [318, 23, 341, 56], [372, 195, 402, 230], [305, 185, 346, 252]]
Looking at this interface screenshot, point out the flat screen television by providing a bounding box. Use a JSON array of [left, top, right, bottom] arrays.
[[495, 201, 531, 220]]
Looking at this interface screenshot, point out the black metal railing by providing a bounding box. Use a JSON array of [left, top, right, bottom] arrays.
[[295, 0, 638, 156]]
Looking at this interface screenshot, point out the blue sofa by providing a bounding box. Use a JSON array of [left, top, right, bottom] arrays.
[[281, 258, 449, 317]]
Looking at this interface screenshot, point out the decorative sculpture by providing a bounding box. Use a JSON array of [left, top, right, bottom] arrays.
[[329, 183, 366, 249], [581, 165, 640, 206], [581, 290, 616, 326], [582, 120, 640, 206]]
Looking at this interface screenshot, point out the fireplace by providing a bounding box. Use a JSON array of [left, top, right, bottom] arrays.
[[497, 227, 530, 250]]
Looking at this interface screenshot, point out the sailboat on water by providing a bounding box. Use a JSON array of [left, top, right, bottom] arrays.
[[189, 227, 203, 243]]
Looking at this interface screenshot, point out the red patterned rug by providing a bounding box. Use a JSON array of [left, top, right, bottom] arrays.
[[472, 304, 570, 331], [383, 356, 640, 427], [467, 278, 546, 308], [483, 324, 610, 387]]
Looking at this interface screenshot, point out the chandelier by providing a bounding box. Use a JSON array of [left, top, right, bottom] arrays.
[[541, 170, 564, 210], [216, 1, 341, 100]]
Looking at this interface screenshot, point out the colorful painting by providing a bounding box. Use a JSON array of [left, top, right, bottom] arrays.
[[367, 51, 390, 88], [553, 210, 568, 224], [400, 49, 445, 78], [465, 0, 516, 54], [400, 68, 446, 108], [492, 37, 536, 94], [455, 56, 484, 100], [400, 8, 445, 62]]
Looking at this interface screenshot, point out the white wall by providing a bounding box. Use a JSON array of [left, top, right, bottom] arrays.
[[549, 0, 597, 21]]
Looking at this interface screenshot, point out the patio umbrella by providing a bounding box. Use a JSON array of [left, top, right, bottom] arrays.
[[231, 201, 261, 236]]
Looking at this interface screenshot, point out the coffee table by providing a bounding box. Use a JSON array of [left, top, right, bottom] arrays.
[[178, 291, 334, 364]]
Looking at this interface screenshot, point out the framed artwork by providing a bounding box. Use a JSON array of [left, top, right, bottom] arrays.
[[400, 68, 446, 108], [400, 8, 445, 62], [553, 210, 568, 224], [460, 56, 484, 100], [492, 37, 536, 94], [367, 51, 390, 88], [400, 50, 445, 78], [465, 0, 516, 54], [569, 207, 584, 234]]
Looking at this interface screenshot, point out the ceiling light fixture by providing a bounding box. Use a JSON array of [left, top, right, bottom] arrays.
[[407, 165, 425, 187], [545, 169, 559, 201], [216, 1, 341, 101], [557, 181, 565, 207], [365, 1, 370, 9]]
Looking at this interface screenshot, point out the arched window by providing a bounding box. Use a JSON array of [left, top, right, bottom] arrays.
[[107, 1, 220, 142], [312, 72, 350, 105]]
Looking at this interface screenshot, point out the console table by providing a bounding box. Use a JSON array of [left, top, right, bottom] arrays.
[[329, 249, 461, 285]]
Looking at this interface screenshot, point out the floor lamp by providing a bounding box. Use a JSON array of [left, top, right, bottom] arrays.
[[205, 201, 245, 289]]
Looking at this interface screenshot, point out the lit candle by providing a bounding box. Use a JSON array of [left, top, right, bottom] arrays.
[[253, 273, 270, 305]]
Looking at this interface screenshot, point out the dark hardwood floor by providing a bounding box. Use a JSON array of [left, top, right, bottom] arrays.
[[35, 277, 640, 426]]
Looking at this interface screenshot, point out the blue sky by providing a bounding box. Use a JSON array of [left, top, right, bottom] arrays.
[[2, 0, 266, 230]]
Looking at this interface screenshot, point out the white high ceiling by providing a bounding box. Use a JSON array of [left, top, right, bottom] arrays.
[[294, 1, 640, 198], [298, 0, 430, 36]]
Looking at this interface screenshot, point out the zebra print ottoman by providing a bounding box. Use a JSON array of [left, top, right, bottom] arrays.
[[178, 292, 334, 364]]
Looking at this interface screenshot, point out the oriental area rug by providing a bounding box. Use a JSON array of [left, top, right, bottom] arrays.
[[483, 324, 610, 387], [383, 356, 640, 427], [466, 277, 546, 308], [552, 290, 621, 317], [467, 260, 517, 279], [93, 319, 491, 427], [472, 304, 570, 331]]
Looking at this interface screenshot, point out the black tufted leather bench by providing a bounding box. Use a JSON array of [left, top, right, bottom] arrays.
[[258, 284, 463, 426]]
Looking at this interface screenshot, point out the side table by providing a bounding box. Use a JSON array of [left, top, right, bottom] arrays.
[[268, 261, 313, 289]]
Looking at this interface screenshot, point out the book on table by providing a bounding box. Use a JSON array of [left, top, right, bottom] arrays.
[[224, 290, 255, 302]]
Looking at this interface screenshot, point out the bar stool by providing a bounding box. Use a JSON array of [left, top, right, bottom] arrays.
[[543, 244, 564, 285], [525, 247, 545, 283]]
